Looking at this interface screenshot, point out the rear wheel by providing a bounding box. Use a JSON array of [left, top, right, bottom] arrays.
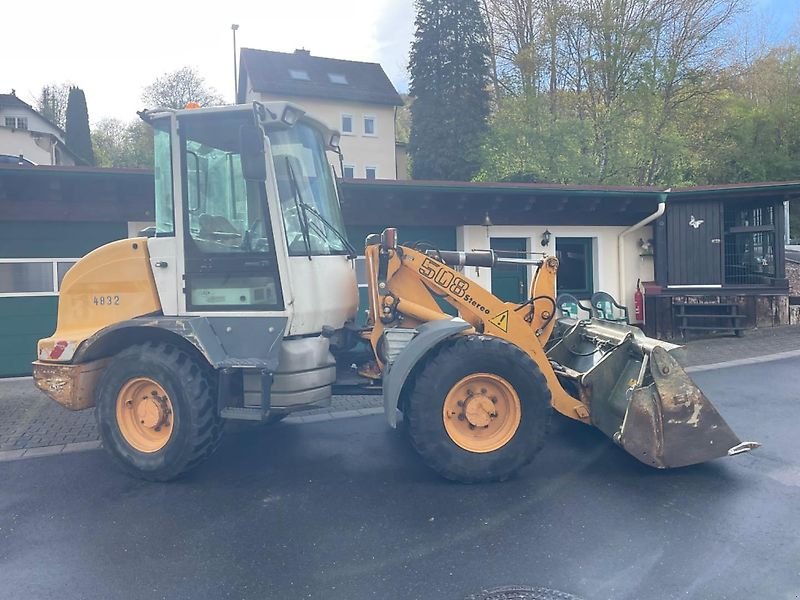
[[95, 342, 224, 481], [405, 335, 551, 483]]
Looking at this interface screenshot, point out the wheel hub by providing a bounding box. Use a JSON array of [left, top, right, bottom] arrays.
[[116, 378, 174, 453], [463, 393, 496, 428], [443, 373, 521, 453], [135, 397, 166, 429]]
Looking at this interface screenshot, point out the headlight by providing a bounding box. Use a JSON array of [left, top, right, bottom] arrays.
[[281, 105, 304, 126]]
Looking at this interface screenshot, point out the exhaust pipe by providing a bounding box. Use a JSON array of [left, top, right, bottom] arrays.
[[547, 319, 759, 468]]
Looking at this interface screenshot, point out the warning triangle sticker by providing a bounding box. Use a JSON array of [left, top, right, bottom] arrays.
[[488, 310, 509, 333]]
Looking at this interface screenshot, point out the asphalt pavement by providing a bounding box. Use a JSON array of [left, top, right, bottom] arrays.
[[1, 356, 798, 600]]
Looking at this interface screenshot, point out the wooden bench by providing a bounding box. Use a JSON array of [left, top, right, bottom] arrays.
[[673, 302, 746, 337]]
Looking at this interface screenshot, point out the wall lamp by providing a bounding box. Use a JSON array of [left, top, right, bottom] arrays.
[[541, 229, 552, 247]]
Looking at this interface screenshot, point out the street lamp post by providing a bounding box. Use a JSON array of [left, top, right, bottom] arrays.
[[232, 24, 240, 102]]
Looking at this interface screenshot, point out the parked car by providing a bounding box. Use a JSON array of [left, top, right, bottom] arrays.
[[0, 154, 35, 165]]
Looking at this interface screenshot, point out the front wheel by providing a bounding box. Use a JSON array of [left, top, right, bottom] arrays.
[[405, 335, 552, 483], [95, 342, 224, 481]]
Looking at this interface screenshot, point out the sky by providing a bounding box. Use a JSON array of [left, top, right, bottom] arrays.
[[750, 0, 799, 43], [1, 0, 797, 125], [2, 0, 415, 124]]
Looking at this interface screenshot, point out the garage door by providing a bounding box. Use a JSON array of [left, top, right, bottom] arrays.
[[0, 221, 127, 377], [0, 297, 58, 376]]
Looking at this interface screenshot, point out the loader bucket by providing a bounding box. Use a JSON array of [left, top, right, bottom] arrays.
[[547, 319, 759, 468]]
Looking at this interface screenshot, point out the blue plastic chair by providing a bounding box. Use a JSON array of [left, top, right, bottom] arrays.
[[590, 291, 630, 323], [556, 293, 592, 319]]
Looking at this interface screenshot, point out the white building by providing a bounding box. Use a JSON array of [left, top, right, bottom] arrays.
[[237, 48, 403, 180], [0, 92, 78, 166]]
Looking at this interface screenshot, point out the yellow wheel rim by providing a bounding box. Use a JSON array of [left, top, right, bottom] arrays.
[[115, 377, 174, 453], [442, 373, 521, 453]]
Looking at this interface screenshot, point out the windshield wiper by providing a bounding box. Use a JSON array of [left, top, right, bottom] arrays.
[[296, 199, 358, 259], [285, 158, 358, 259], [285, 157, 313, 261]]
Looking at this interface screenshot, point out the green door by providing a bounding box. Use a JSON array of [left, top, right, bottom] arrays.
[[490, 238, 527, 303]]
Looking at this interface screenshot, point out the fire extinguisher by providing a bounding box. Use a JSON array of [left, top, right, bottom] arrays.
[[634, 279, 644, 323]]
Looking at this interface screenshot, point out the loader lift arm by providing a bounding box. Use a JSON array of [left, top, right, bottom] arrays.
[[364, 234, 591, 424]]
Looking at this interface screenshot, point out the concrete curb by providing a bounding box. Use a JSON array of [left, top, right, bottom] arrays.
[[0, 410, 384, 463], [284, 407, 383, 424], [1, 375, 33, 383], [0, 440, 101, 463], [685, 348, 800, 373]]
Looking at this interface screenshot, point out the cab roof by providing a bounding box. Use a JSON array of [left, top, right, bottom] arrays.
[[139, 101, 341, 151]]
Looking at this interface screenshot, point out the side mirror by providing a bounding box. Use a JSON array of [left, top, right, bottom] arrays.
[[239, 125, 267, 181]]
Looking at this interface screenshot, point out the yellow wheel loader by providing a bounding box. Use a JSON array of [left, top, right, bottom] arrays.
[[32, 102, 758, 482]]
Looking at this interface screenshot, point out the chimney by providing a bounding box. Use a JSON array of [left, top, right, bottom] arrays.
[[294, 48, 311, 56]]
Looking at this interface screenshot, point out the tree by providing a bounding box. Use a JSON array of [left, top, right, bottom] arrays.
[[65, 86, 95, 165], [477, 94, 596, 183], [92, 118, 153, 169], [395, 94, 413, 143], [36, 83, 70, 130], [692, 46, 800, 184], [141, 66, 224, 109], [408, 0, 492, 181], [477, 0, 743, 185]]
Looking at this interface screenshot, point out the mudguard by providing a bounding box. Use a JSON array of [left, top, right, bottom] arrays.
[[73, 316, 288, 370], [35, 315, 293, 413], [382, 319, 472, 427]]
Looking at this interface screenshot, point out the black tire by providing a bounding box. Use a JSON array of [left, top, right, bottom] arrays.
[[405, 335, 552, 483], [95, 342, 224, 482]]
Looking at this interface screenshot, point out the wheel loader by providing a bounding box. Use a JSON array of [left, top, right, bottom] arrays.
[[32, 102, 758, 482]]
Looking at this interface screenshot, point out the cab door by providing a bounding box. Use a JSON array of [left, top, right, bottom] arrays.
[[177, 111, 284, 314]]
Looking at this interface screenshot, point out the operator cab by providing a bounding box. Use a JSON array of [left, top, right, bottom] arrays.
[[141, 102, 358, 335]]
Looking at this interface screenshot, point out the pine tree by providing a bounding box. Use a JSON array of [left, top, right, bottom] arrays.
[[65, 87, 95, 165], [408, 0, 491, 181]]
